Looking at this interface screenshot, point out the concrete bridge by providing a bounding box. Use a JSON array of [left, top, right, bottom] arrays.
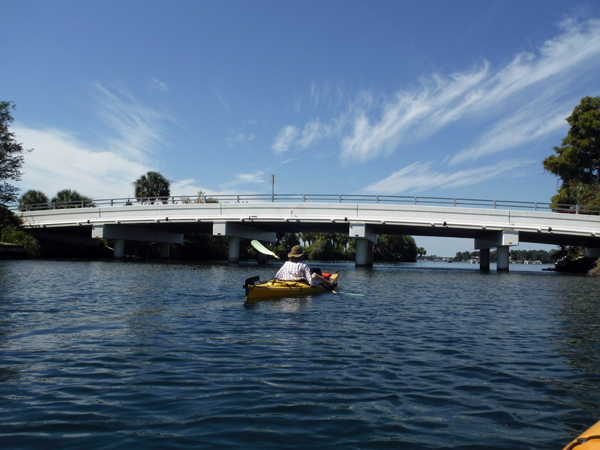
[[13, 194, 600, 271]]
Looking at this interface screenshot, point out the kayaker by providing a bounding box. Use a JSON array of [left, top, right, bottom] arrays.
[[276, 245, 337, 289]]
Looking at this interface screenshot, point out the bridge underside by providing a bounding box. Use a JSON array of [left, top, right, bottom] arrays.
[[28, 219, 600, 272], [27, 220, 600, 248]]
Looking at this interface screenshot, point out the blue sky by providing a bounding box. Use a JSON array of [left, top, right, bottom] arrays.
[[4, 0, 600, 256]]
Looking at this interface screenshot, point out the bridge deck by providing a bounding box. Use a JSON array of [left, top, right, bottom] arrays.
[[19, 201, 600, 248]]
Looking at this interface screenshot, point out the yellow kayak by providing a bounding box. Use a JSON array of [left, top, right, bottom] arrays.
[[563, 420, 600, 450], [244, 273, 339, 302]]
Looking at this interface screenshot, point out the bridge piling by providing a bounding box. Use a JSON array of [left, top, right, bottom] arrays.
[[161, 242, 170, 259], [355, 239, 374, 268], [497, 246, 509, 272], [587, 247, 600, 258], [350, 223, 377, 268], [114, 239, 125, 259], [228, 237, 240, 263], [479, 248, 490, 271], [475, 231, 519, 272], [257, 251, 268, 264]]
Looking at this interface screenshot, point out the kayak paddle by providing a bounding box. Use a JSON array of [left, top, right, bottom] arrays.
[[251, 240, 280, 259], [319, 282, 337, 294]]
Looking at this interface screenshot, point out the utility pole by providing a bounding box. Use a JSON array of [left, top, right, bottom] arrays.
[[270, 174, 276, 202]]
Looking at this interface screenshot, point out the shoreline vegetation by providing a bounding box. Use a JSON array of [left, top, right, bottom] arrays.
[[0, 230, 420, 264], [423, 248, 599, 275]]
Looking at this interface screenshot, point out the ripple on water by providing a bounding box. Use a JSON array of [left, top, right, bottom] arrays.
[[0, 260, 599, 449]]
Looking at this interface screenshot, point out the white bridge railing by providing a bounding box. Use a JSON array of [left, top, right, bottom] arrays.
[[9, 193, 600, 215]]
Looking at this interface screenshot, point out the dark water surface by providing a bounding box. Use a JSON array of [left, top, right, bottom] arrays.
[[1, 260, 599, 449]]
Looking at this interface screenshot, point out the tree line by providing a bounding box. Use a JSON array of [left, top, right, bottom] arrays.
[[17, 170, 174, 210], [102, 232, 420, 262], [449, 249, 560, 264], [269, 232, 419, 262]]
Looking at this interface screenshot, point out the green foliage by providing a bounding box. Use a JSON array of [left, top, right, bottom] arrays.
[[309, 236, 350, 260], [374, 235, 418, 262], [508, 249, 559, 263], [133, 171, 171, 203], [277, 232, 300, 255], [0, 101, 29, 204], [543, 96, 600, 207], [268, 232, 420, 262], [309, 239, 328, 260], [449, 249, 559, 264], [51, 189, 94, 207], [0, 206, 40, 257], [453, 251, 473, 262], [18, 189, 49, 211], [0, 205, 22, 241], [171, 233, 229, 260], [1, 226, 40, 258], [299, 232, 318, 246]]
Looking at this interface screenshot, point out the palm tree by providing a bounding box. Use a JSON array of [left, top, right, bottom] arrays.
[[132, 171, 170, 204], [299, 232, 317, 246], [51, 189, 94, 208], [18, 189, 49, 211]]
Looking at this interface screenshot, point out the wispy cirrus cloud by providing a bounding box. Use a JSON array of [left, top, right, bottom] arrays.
[[272, 118, 344, 154], [148, 78, 168, 92], [91, 83, 174, 161], [341, 18, 600, 164], [363, 159, 532, 195], [273, 19, 600, 158], [448, 106, 567, 165], [341, 66, 490, 163], [170, 179, 229, 197], [226, 131, 255, 148], [14, 124, 150, 199], [272, 17, 600, 194], [272, 125, 299, 153], [14, 83, 180, 199], [219, 171, 266, 189]]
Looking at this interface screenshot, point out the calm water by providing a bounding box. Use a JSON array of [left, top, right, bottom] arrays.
[[1, 260, 599, 449]]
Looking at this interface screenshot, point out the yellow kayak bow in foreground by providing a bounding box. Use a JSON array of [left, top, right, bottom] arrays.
[[563, 420, 600, 450]]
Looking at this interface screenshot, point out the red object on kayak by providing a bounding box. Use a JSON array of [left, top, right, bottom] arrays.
[[322, 273, 331, 279]]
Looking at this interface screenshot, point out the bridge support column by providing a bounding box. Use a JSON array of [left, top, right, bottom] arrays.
[[475, 230, 518, 272], [355, 239, 374, 268], [228, 237, 240, 263], [480, 248, 490, 271], [161, 242, 170, 259], [497, 246, 509, 272], [349, 223, 377, 268], [92, 224, 183, 260], [257, 251, 268, 264], [587, 247, 600, 258], [114, 239, 125, 259], [213, 222, 275, 263]]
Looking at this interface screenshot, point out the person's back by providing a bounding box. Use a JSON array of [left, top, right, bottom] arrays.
[[275, 245, 336, 289], [276, 259, 315, 285]]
